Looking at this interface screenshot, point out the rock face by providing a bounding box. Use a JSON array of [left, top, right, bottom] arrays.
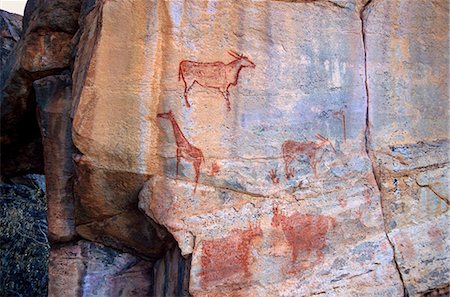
[[364, 1, 449, 295], [35, 73, 77, 242], [49, 240, 154, 297], [0, 10, 22, 68], [1, 0, 448, 296], [0, 1, 80, 178], [70, 0, 449, 295]]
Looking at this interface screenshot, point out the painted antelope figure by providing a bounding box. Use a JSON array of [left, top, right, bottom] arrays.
[[157, 110, 204, 193], [282, 134, 336, 179], [178, 50, 256, 111]]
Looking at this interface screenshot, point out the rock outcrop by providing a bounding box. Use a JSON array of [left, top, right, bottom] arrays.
[[364, 1, 449, 295], [1, 0, 448, 296], [49, 240, 154, 297]]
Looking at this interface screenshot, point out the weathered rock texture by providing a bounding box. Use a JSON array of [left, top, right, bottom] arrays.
[[1, 0, 448, 296], [0, 10, 22, 68], [0, 0, 81, 178], [35, 73, 77, 242], [71, 0, 176, 258], [153, 247, 192, 297], [364, 1, 449, 295], [69, 0, 449, 295], [49, 240, 154, 297]]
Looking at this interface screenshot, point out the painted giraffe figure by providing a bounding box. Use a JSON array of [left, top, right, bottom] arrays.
[[157, 110, 204, 193]]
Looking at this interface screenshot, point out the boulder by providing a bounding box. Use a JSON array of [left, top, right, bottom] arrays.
[[49, 240, 154, 297], [0, 1, 81, 178], [0, 10, 22, 68]]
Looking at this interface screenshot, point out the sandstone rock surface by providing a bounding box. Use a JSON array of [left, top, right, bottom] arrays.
[[35, 73, 77, 242], [10, 0, 444, 296], [1, 1, 80, 178], [365, 1, 449, 295], [49, 240, 154, 297]]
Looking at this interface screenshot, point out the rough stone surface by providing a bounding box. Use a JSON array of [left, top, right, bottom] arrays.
[[35, 73, 77, 242], [71, 0, 176, 258], [0, 1, 80, 178], [364, 1, 449, 296], [45, 0, 449, 296], [0, 175, 49, 297], [49, 240, 154, 297], [153, 247, 191, 297], [0, 10, 22, 68]]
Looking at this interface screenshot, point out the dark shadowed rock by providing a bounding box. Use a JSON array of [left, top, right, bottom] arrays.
[[35, 73, 77, 242], [1, 1, 81, 178], [0, 10, 22, 68], [49, 240, 154, 297]]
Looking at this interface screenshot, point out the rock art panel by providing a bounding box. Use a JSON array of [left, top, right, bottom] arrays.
[[179, 51, 255, 111]]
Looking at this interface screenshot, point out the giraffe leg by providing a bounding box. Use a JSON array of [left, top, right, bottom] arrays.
[[193, 158, 202, 193], [284, 156, 293, 179], [176, 149, 181, 180], [223, 90, 231, 111]]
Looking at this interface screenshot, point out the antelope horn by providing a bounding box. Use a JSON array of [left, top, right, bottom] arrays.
[[316, 133, 327, 141], [228, 50, 241, 58]]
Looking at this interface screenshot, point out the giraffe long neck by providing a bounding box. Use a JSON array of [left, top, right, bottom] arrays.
[[168, 116, 189, 148]]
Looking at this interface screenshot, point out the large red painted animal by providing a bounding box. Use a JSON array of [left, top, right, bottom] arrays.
[[178, 51, 256, 111], [157, 110, 204, 193], [282, 134, 336, 178]]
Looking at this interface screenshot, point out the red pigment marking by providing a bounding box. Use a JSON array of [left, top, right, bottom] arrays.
[[208, 161, 221, 176], [269, 168, 280, 184], [338, 195, 347, 208], [282, 134, 336, 179], [394, 232, 416, 262], [428, 226, 444, 251], [364, 189, 371, 205], [271, 206, 336, 265], [200, 224, 262, 288], [157, 110, 204, 193], [178, 51, 255, 111]]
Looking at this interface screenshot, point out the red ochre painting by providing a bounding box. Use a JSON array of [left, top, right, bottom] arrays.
[[157, 110, 204, 193], [178, 51, 256, 111], [200, 224, 262, 288], [282, 134, 336, 179], [272, 206, 336, 273]]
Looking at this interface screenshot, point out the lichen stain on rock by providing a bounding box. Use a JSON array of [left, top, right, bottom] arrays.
[[271, 206, 336, 272], [200, 224, 262, 288]]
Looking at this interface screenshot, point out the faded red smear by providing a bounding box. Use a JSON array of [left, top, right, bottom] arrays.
[[364, 189, 371, 205], [200, 224, 262, 288], [394, 232, 416, 262], [208, 161, 221, 176], [272, 207, 336, 266], [428, 226, 444, 251], [338, 195, 347, 208]]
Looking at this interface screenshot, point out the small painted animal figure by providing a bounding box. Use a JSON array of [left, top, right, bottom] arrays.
[[282, 134, 336, 178], [157, 110, 204, 193], [178, 50, 256, 111]]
